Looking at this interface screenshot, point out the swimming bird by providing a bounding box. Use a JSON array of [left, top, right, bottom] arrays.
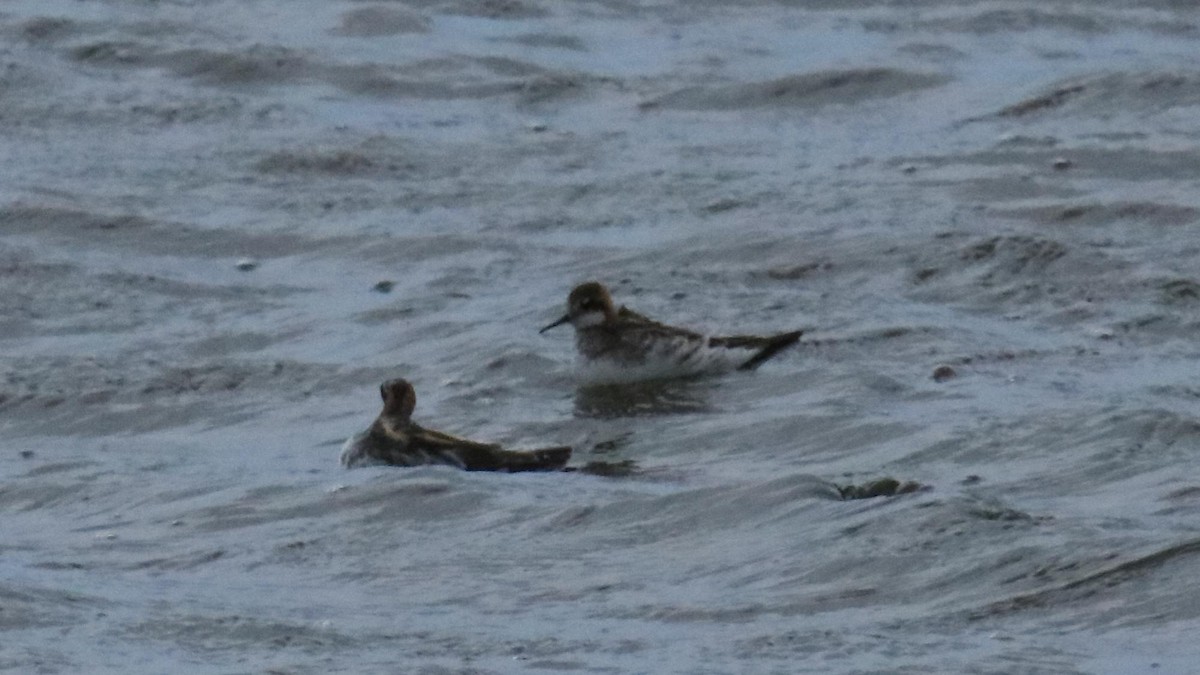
[[540, 281, 803, 379], [340, 378, 572, 472]]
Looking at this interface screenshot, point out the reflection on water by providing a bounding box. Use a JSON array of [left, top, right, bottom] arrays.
[[568, 459, 641, 478], [573, 378, 714, 419]]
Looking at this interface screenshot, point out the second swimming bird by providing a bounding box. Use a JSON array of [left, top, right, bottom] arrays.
[[540, 281, 803, 379], [340, 378, 572, 472]]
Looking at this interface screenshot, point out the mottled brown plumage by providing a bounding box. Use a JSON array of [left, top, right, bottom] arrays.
[[541, 281, 803, 375], [340, 379, 571, 472]]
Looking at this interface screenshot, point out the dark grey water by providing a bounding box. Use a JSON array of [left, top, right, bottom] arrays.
[[3, 0, 1200, 673]]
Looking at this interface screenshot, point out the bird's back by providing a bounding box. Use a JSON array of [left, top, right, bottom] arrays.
[[343, 418, 569, 472]]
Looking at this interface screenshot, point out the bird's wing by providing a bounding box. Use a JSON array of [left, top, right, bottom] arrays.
[[411, 424, 501, 452], [616, 305, 703, 339]]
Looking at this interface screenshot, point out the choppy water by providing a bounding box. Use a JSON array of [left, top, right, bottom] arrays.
[[3, 0, 1200, 672]]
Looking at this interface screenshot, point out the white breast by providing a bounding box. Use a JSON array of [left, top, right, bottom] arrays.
[[339, 433, 378, 468]]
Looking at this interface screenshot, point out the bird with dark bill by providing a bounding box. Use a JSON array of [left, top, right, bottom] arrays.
[[541, 281, 803, 379]]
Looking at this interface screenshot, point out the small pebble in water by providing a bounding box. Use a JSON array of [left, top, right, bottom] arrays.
[[372, 280, 395, 293], [1052, 157, 1072, 170], [19, 450, 34, 459], [932, 364, 957, 382], [235, 258, 258, 272]]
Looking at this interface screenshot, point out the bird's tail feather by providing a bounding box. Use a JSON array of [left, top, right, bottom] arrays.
[[461, 445, 572, 472], [735, 330, 804, 371]]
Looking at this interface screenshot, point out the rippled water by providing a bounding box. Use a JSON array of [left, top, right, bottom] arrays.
[[3, 0, 1200, 672]]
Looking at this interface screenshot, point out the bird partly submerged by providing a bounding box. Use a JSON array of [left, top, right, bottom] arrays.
[[340, 378, 572, 472], [540, 281, 803, 380]]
